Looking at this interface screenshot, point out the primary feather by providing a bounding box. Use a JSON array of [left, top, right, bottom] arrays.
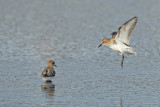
[[115, 16, 138, 45]]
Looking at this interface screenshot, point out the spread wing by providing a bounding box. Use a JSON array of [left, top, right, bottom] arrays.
[[115, 16, 138, 44]]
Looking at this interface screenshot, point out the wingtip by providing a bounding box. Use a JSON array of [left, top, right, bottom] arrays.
[[133, 16, 138, 20], [132, 16, 138, 23]]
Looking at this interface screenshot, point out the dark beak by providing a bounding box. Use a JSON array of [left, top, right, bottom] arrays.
[[98, 44, 102, 48], [54, 64, 57, 67]]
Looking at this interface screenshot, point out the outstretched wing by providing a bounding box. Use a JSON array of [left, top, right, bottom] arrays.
[[115, 16, 138, 44]]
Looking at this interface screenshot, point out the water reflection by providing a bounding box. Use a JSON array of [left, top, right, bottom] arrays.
[[120, 98, 123, 107], [41, 81, 55, 98]]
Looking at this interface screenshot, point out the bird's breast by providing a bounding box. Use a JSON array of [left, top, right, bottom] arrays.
[[108, 44, 120, 51]]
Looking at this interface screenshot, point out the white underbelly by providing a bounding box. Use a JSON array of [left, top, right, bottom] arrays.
[[109, 44, 121, 52], [42, 77, 53, 81], [108, 43, 129, 53]]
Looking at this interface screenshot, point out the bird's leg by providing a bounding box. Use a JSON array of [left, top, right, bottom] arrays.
[[45, 80, 52, 83], [121, 54, 124, 69]]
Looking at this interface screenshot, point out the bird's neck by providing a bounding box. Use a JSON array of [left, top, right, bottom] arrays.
[[105, 38, 116, 46], [48, 64, 53, 67]]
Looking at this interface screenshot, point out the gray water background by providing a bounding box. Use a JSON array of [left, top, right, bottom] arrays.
[[0, 0, 160, 106]]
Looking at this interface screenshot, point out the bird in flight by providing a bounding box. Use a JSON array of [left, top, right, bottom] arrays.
[[98, 17, 138, 69]]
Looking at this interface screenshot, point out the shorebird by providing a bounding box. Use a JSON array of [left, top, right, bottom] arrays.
[[41, 60, 57, 82], [98, 17, 138, 69]]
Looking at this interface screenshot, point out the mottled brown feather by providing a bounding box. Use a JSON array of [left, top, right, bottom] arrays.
[[41, 60, 56, 77]]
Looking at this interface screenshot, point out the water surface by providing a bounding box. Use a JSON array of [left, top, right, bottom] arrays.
[[0, 0, 160, 106]]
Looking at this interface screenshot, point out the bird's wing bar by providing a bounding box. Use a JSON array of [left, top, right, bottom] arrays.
[[115, 17, 138, 44]]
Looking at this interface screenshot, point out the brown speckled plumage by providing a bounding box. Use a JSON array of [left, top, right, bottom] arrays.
[[41, 60, 56, 82]]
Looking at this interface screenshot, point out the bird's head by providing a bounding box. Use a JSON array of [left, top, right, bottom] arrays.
[[48, 60, 57, 67], [98, 38, 109, 48]]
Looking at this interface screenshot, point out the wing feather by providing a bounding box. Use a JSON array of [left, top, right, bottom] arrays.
[[115, 16, 138, 44], [41, 67, 55, 77]]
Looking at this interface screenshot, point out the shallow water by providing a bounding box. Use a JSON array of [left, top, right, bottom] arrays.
[[0, 0, 160, 107]]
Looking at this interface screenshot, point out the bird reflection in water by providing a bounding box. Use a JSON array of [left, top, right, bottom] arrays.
[[41, 81, 55, 98], [120, 98, 123, 107]]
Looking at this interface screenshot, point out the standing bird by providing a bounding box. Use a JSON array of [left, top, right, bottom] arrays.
[[41, 60, 57, 82], [98, 17, 138, 69]]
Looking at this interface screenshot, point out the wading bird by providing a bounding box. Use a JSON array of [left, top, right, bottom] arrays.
[[41, 60, 57, 82]]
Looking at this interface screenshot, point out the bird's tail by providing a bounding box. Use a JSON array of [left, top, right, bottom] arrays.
[[133, 51, 137, 56], [127, 49, 137, 56]]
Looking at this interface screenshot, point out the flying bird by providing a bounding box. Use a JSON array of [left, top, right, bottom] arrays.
[[98, 17, 138, 69]]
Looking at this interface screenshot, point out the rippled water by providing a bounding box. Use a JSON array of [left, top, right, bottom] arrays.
[[0, 0, 160, 106]]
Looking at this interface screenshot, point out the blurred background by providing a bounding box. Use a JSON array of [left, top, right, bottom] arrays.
[[0, 0, 160, 106]]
